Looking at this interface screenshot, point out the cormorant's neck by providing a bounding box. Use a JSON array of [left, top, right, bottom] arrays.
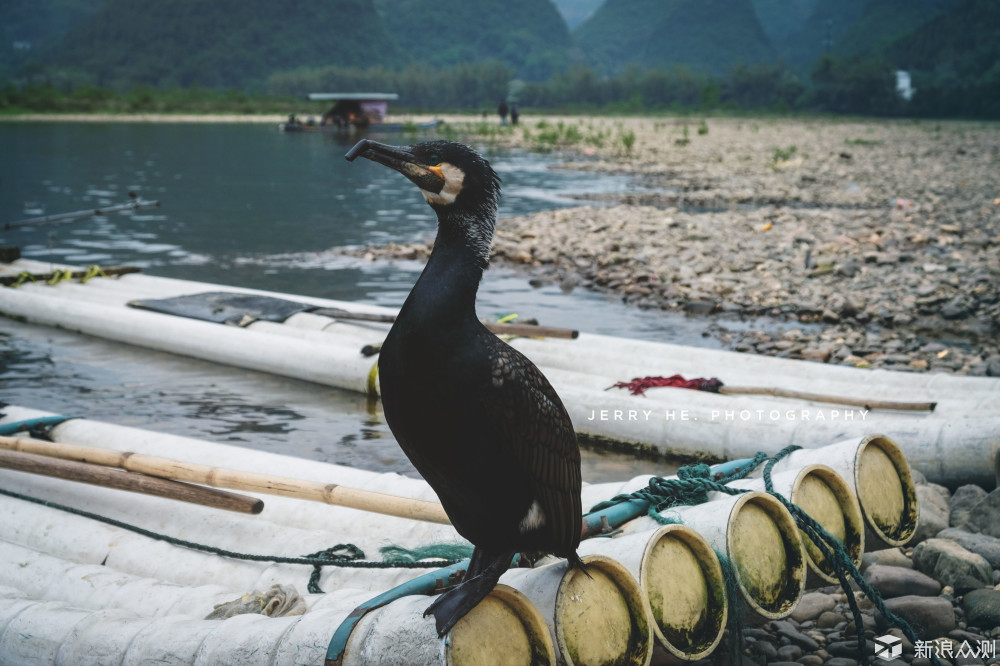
[[403, 210, 493, 324]]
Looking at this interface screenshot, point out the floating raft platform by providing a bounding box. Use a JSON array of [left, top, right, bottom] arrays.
[[0, 258, 998, 488], [0, 406, 919, 664]]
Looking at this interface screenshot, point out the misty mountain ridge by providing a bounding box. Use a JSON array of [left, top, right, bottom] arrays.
[[0, 0, 986, 95]]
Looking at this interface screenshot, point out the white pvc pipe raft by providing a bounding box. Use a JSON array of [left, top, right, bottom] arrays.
[[3, 259, 998, 488], [749, 434, 919, 549], [730, 465, 865, 585], [577, 525, 726, 661], [0, 585, 550, 666], [501, 555, 653, 666], [6, 257, 998, 396], [341, 586, 556, 666], [624, 491, 807, 622]]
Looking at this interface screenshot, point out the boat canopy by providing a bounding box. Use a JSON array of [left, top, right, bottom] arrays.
[[305, 93, 399, 127]]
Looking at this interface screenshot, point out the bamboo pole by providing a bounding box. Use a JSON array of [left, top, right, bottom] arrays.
[[716, 385, 936, 412], [0, 435, 450, 525], [4, 197, 160, 229], [313, 307, 578, 340], [0, 448, 264, 514]]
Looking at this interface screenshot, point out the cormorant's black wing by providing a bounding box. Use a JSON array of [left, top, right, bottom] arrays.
[[481, 337, 582, 555]]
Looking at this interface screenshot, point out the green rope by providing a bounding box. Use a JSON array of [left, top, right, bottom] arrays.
[[758, 450, 942, 666], [591, 447, 940, 666], [79, 264, 108, 284], [9, 272, 36, 288], [45, 269, 74, 286], [0, 486, 464, 595]]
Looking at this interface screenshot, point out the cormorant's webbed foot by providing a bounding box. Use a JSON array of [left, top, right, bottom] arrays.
[[424, 551, 514, 637]]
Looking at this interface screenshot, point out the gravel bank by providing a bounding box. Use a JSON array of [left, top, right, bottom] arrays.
[[353, 116, 1000, 375]]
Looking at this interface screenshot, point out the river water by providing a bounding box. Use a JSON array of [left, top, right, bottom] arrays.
[[0, 122, 716, 482]]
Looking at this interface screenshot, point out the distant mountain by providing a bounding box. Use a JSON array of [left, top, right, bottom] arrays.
[[829, 0, 955, 60], [550, 0, 606, 30], [374, 0, 571, 80], [45, 0, 402, 89], [777, 0, 955, 75], [883, 0, 996, 76], [574, 0, 776, 75]]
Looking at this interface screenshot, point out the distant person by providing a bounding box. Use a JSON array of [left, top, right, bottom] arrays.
[[498, 100, 508, 126], [510, 103, 519, 126]]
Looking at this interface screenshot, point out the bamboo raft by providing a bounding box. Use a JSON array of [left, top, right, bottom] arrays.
[[1, 258, 997, 488], [0, 406, 920, 665]]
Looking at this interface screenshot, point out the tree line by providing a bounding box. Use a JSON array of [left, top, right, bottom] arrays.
[[2, 55, 997, 119]]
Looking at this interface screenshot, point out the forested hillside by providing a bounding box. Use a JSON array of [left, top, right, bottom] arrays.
[[574, 0, 775, 75], [45, 0, 402, 89], [373, 0, 571, 80], [1, 0, 996, 118]]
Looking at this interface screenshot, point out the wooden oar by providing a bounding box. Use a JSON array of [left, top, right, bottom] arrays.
[[0, 448, 264, 514], [313, 307, 579, 340], [0, 435, 450, 525]]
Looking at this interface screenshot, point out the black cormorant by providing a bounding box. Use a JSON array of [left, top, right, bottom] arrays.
[[346, 139, 584, 637]]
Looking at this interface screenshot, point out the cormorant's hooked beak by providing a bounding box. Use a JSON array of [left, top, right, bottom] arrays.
[[346, 139, 446, 194]]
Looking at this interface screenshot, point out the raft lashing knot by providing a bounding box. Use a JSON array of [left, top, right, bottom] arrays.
[[589, 446, 941, 666]]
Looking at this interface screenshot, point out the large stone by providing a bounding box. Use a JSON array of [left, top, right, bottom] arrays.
[[770, 620, 820, 651], [963, 488, 1000, 538], [912, 538, 993, 589], [864, 564, 941, 598], [949, 484, 988, 530], [790, 591, 837, 623], [861, 547, 913, 571], [962, 589, 1000, 630], [938, 528, 1000, 569], [776, 644, 804, 661], [911, 484, 950, 544], [880, 595, 956, 638]]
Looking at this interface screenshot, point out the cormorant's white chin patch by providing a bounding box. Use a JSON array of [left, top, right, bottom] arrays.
[[421, 163, 465, 206], [518, 499, 547, 533]]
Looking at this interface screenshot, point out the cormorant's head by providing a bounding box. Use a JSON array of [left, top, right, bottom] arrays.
[[346, 139, 501, 216]]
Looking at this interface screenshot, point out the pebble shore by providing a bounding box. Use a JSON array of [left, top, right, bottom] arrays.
[[353, 116, 1000, 375]]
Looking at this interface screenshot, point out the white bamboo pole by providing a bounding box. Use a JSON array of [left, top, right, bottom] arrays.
[[577, 525, 726, 661], [501, 555, 653, 666], [730, 465, 865, 584]]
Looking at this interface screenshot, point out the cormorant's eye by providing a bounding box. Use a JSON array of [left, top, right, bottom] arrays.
[[427, 153, 441, 165]]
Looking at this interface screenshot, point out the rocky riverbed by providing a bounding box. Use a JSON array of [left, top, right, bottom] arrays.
[[351, 116, 1000, 375], [716, 477, 1000, 666]]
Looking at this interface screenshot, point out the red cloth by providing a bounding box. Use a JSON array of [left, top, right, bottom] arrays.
[[608, 374, 724, 396]]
